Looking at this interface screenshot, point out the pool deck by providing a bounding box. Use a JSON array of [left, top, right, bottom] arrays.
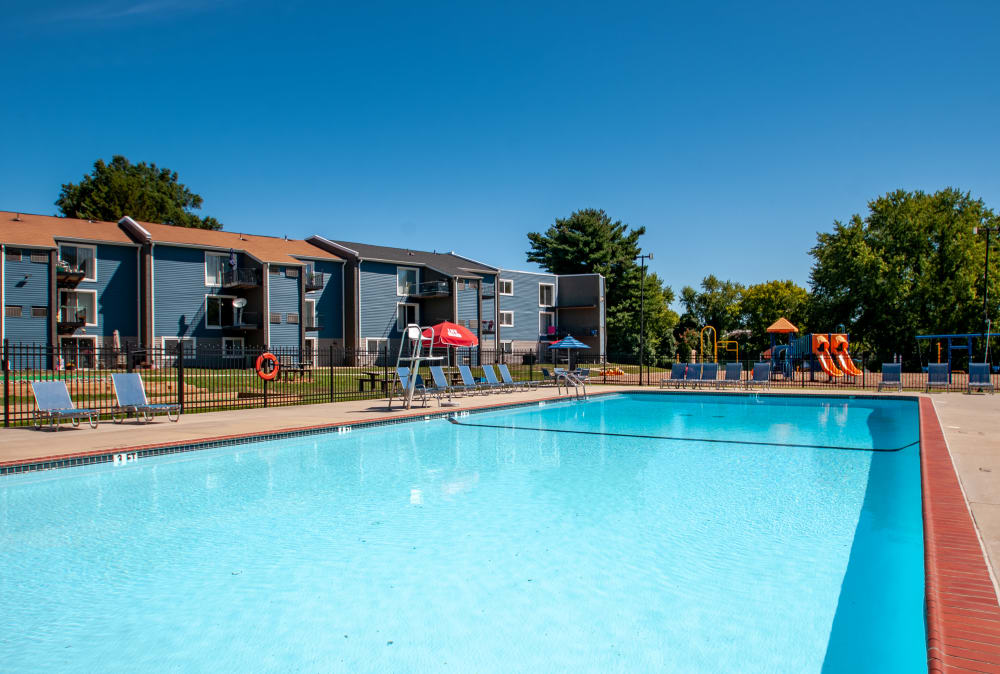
[[3, 385, 1000, 671]]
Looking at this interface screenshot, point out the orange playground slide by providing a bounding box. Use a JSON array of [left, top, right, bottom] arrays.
[[812, 334, 843, 377], [831, 334, 863, 376]]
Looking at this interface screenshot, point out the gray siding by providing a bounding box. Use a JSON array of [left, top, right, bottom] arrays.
[[152, 245, 212, 341], [359, 261, 416, 339], [63, 243, 138, 340], [3, 248, 50, 344], [268, 265, 301, 348], [456, 280, 478, 325], [305, 260, 344, 340], [497, 270, 557, 342]]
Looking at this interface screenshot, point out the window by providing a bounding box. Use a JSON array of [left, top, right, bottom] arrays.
[[58, 244, 96, 281], [30, 252, 49, 264], [5, 248, 21, 262], [287, 313, 299, 324], [500, 340, 513, 353], [304, 299, 317, 328], [205, 295, 235, 328], [365, 338, 388, 354], [396, 302, 419, 331], [223, 337, 244, 357], [539, 283, 555, 307], [5, 305, 22, 318], [539, 311, 555, 336], [499, 311, 514, 327], [270, 312, 282, 324], [468, 319, 478, 331], [205, 252, 227, 286], [397, 267, 418, 295], [161, 337, 196, 362], [59, 337, 97, 369], [59, 290, 97, 325], [31, 306, 47, 318], [498, 279, 513, 295]]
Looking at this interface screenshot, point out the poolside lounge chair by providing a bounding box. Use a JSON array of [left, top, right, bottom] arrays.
[[540, 368, 558, 386], [926, 363, 950, 392], [746, 362, 771, 389], [111, 373, 181, 423], [968, 363, 994, 394], [660, 363, 686, 389], [698, 362, 719, 388], [878, 363, 902, 392], [29, 381, 99, 430], [428, 366, 465, 400], [388, 367, 427, 408], [458, 365, 488, 394], [498, 363, 538, 391], [684, 363, 703, 388], [719, 362, 742, 388], [481, 365, 510, 392]]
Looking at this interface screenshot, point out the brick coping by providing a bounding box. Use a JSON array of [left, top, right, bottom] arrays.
[[2, 391, 997, 670]]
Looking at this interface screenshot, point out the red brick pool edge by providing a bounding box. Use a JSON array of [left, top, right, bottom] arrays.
[[921, 397, 1000, 672]]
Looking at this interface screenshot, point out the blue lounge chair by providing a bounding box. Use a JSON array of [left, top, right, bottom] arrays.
[[111, 373, 181, 423], [498, 363, 537, 390], [540, 368, 558, 386], [481, 365, 509, 392], [878, 363, 902, 392], [684, 363, 703, 387], [746, 362, 771, 389], [968, 363, 994, 394], [926, 363, 950, 392], [660, 363, 686, 389], [428, 366, 464, 400], [720, 362, 742, 387], [388, 367, 427, 408], [458, 365, 488, 394], [30, 380, 99, 430], [698, 362, 719, 388]]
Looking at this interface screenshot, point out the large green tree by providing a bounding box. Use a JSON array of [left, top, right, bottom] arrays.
[[808, 188, 999, 365], [740, 280, 810, 355], [527, 208, 677, 357], [56, 155, 222, 230], [679, 275, 745, 340]]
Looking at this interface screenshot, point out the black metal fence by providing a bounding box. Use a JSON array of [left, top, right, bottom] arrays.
[[2, 341, 996, 427]]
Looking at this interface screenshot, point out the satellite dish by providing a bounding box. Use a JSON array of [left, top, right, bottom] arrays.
[[233, 298, 248, 309]]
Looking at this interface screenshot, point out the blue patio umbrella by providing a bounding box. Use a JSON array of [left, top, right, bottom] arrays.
[[548, 335, 589, 368]]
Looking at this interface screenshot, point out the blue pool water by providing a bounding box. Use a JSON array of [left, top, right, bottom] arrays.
[[0, 393, 924, 672]]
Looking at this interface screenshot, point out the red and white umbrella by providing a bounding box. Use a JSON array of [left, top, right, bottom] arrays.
[[421, 321, 479, 348]]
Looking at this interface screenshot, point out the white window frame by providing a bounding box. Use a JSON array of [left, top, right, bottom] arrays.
[[59, 335, 98, 369], [499, 310, 514, 327], [396, 266, 419, 296], [304, 336, 318, 366], [538, 283, 555, 307], [396, 302, 419, 332], [205, 252, 228, 287], [222, 336, 244, 356], [498, 279, 513, 296], [58, 243, 97, 282], [204, 294, 235, 329], [500, 340, 513, 353], [161, 336, 196, 361], [304, 298, 317, 329], [58, 288, 98, 326], [365, 337, 388, 353], [539, 311, 555, 336]]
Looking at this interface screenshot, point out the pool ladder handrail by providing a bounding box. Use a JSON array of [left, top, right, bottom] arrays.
[[556, 370, 587, 399]]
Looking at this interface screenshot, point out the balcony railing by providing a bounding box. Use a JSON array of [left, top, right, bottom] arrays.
[[403, 280, 451, 298], [221, 268, 261, 289], [57, 307, 88, 332], [55, 264, 86, 287], [304, 272, 325, 291], [304, 316, 321, 332], [223, 311, 261, 331]]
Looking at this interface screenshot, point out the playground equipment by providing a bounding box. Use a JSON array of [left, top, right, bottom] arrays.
[[699, 325, 739, 363], [831, 334, 863, 376], [788, 332, 863, 380], [765, 318, 798, 378], [915, 333, 1000, 382]]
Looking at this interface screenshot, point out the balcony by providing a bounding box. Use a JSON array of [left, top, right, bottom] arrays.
[[304, 272, 325, 291], [56, 264, 86, 288], [304, 317, 321, 332], [221, 268, 261, 289], [57, 307, 88, 333], [222, 311, 261, 332], [404, 280, 451, 298]]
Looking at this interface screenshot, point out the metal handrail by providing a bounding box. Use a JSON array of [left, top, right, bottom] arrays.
[[221, 268, 260, 287], [556, 370, 587, 398]]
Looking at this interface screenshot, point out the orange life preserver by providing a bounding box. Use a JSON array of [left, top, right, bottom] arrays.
[[255, 352, 280, 381]]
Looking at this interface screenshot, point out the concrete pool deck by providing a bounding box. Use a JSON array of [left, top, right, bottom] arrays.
[[3, 385, 1000, 670]]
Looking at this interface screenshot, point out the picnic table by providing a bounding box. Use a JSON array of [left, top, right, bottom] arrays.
[[279, 361, 313, 381], [357, 372, 394, 393]]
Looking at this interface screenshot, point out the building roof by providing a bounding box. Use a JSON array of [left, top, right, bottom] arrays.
[[124, 218, 341, 265], [766, 317, 799, 333], [0, 211, 137, 249], [324, 239, 497, 277]]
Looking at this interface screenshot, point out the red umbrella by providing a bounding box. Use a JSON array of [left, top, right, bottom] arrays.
[[421, 321, 479, 348]]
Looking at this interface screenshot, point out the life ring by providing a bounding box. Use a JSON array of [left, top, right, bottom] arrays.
[[255, 352, 280, 381]]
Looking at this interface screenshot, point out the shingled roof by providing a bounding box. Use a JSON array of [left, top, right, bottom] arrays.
[[0, 211, 137, 248], [316, 238, 497, 278]]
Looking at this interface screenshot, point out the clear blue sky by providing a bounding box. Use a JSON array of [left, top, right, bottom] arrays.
[[2, 1, 998, 301]]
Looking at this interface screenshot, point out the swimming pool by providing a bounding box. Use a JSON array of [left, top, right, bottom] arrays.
[[0, 393, 925, 672]]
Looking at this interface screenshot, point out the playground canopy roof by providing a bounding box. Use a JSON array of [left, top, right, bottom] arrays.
[[766, 318, 799, 334]]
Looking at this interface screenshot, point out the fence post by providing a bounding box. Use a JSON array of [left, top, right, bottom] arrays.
[[2, 339, 9, 428], [177, 342, 185, 413], [603, 352, 607, 385], [329, 344, 335, 403]]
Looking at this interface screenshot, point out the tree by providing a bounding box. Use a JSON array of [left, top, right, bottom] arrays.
[[679, 275, 745, 339], [56, 155, 222, 230], [808, 188, 999, 366], [527, 208, 677, 356], [739, 280, 810, 355]]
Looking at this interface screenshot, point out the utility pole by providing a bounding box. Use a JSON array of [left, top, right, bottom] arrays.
[[974, 222, 999, 364], [635, 252, 654, 385]]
